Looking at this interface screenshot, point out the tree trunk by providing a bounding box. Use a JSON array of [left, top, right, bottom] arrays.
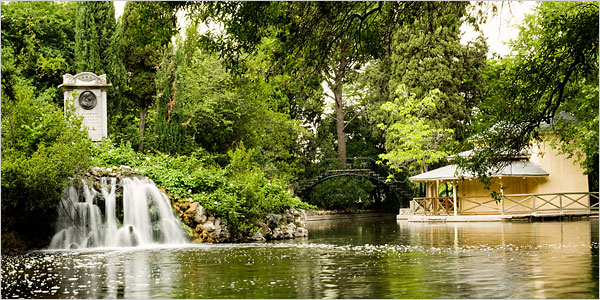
[[334, 85, 347, 164], [138, 107, 148, 152]]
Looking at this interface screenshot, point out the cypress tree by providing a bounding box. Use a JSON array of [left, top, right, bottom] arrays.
[[389, 3, 488, 142], [74, 1, 128, 141]]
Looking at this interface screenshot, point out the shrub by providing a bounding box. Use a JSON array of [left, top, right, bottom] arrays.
[[1, 83, 93, 250]]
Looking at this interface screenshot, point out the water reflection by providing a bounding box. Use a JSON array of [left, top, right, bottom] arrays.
[[1, 218, 597, 299]]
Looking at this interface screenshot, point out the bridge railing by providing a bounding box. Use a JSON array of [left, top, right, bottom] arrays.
[[295, 157, 410, 195]]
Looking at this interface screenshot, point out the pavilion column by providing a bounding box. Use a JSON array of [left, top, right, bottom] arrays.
[[435, 180, 439, 215], [452, 179, 458, 216]]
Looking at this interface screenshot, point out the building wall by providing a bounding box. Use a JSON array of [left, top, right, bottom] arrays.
[[529, 139, 589, 193]]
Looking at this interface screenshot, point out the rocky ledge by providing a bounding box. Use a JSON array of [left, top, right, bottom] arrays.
[[174, 199, 308, 243]]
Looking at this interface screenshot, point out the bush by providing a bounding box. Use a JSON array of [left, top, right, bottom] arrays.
[[1, 83, 93, 251]]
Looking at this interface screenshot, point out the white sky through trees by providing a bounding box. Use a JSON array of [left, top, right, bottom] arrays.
[[113, 1, 536, 58]]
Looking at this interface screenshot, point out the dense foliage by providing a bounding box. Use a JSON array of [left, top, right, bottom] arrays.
[[0, 1, 94, 252], [74, 1, 128, 139], [1, 82, 93, 251]]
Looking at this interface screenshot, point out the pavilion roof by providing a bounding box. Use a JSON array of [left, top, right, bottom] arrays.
[[409, 161, 549, 182]]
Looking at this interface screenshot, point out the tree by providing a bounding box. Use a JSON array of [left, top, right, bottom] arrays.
[[1, 1, 77, 105], [377, 86, 454, 173], [73, 1, 128, 142], [192, 2, 462, 162], [389, 2, 488, 142], [119, 1, 178, 151], [361, 2, 487, 173], [1, 72, 93, 252], [462, 2, 599, 181]]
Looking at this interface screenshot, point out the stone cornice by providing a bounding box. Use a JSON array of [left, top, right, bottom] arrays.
[[58, 72, 112, 88]]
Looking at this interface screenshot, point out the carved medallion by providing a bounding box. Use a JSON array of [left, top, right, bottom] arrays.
[[79, 91, 97, 110]]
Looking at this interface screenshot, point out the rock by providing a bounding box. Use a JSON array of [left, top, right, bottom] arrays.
[[270, 227, 283, 239], [120, 165, 133, 175], [298, 209, 307, 221], [219, 224, 231, 241], [202, 220, 216, 232], [250, 231, 265, 242], [194, 205, 207, 224], [184, 202, 199, 224], [283, 223, 296, 239], [258, 221, 271, 237], [281, 209, 294, 224], [200, 230, 212, 243], [211, 220, 222, 237], [295, 226, 308, 237], [266, 213, 282, 229], [194, 224, 204, 234], [90, 167, 103, 176]]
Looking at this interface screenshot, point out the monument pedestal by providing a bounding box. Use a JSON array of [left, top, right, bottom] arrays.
[[59, 72, 111, 141]]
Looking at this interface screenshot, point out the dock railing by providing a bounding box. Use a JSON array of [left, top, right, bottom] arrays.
[[412, 192, 599, 216]]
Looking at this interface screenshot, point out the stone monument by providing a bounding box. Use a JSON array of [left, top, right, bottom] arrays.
[[59, 72, 111, 141]]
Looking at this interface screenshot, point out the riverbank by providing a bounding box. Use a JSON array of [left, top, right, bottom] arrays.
[[306, 210, 397, 221]]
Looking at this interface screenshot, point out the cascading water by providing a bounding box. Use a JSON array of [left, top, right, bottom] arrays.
[[49, 176, 187, 249]]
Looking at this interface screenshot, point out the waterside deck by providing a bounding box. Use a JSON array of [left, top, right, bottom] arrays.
[[398, 192, 599, 222]]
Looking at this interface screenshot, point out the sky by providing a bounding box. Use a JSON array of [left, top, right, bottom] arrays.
[[460, 1, 538, 57], [114, 1, 537, 58]]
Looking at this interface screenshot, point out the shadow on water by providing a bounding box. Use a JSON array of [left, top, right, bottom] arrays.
[[1, 217, 598, 299]]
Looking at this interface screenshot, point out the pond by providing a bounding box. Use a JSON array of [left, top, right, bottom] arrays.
[[2, 215, 598, 299]]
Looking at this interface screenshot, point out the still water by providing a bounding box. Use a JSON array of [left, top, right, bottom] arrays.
[[2, 216, 598, 299]]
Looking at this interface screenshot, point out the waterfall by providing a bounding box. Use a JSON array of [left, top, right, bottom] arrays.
[[102, 177, 118, 247], [49, 176, 187, 249]]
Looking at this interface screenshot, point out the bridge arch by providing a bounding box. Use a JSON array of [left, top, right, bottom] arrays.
[[296, 157, 413, 208]]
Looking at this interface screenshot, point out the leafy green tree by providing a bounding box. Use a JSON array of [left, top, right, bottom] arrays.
[[378, 86, 454, 173], [360, 2, 487, 175], [1, 1, 77, 105], [119, 1, 177, 151], [308, 177, 377, 211], [151, 41, 193, 154], [193, 2, 462, 162], [463, 2, 598, 182], [389, 2, 487, 142]]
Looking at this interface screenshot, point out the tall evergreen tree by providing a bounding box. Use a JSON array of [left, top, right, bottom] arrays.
[[389, 2, 488, 142], [120, 1, 177, 151], [375, 2, 488, 171], [152, 41, 190, 154], [73, 1, 128, 140]]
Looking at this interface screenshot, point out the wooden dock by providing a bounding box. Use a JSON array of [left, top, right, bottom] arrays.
[[398, 211, 598, 222]]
